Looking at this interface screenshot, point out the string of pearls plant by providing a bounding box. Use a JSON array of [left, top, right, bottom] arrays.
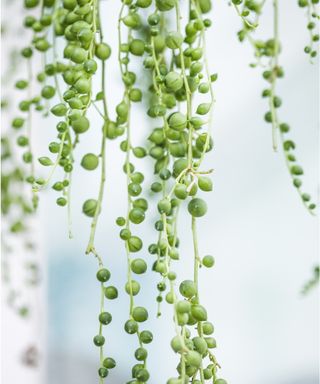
[[2, 0, 318, 383]]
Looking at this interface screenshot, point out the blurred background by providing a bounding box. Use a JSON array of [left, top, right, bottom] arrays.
[[1, 0, 319, 384]]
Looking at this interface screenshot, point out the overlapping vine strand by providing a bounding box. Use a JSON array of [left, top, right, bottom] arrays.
[[3, 0, 318, 383], [116, 1, 153, 381], [142, 0, 226, 382]]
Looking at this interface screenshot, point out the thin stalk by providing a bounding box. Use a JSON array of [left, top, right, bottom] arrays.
[[233, 3, 259, 29], [191, 217, 205, 383], [269, 0, 279, 151], [124, 99, 134, 316], [98, 283, 104, 384], [175, 0, 193, 168], [26, 58, 35, 180], [86, 0, 109, 255]]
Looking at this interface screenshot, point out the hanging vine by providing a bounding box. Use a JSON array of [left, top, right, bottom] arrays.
[[297, 0, 319, 60], [2, 0, 318, 383], [234, 0, 318, 213]]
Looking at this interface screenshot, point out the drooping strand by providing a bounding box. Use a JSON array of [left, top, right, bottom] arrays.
[[144, 0, 227, 382], [297, 0, 319, 60], [117, 1, 152, 382], [234, 0, 317, 214]]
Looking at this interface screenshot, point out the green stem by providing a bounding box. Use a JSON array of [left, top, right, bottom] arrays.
[[26, 58, 35, 180], [270, 0, 279, 152], [191, 216, 205, 383], [98, 282, 105, 384], [233, 3, 259, 29], [191, 0, 216, 169], [175, 0, 193, 168]]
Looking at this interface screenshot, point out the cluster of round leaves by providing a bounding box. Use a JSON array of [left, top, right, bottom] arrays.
[[148, 166, 212, 290], [52, 1, 112, 207], [131, 0, 228, 382], [22, 0, 114, 208], [142, 15, 216, 171], [13, 0, 64, 192], [165, 279, 227, 384], [297, 0, 319, 59]]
